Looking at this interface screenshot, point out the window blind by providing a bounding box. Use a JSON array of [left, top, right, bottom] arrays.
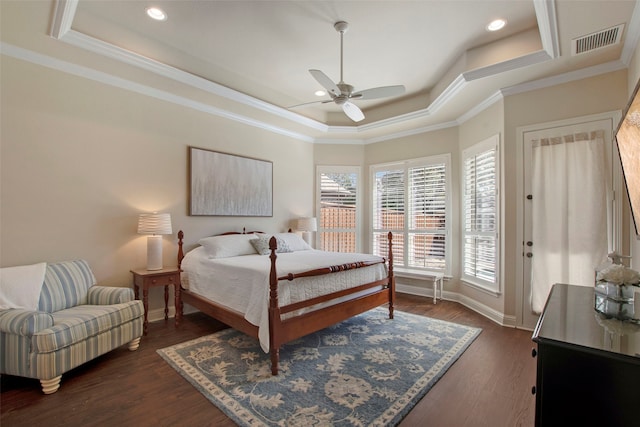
[[463, 144, 497, 285], [372, 157, 450, 273]]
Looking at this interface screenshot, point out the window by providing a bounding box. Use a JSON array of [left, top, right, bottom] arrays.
[[316, 166, 360, 252], [371, 155, 451, 275], [462, 135, 499, 292]]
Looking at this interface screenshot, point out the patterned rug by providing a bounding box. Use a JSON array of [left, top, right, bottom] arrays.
[[157, 308, 481, 426]]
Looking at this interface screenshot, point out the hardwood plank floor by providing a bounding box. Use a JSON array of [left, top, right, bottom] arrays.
[[1, 293, 536, 426]]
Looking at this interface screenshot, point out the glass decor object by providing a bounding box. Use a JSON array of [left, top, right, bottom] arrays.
[[594, 293, 636, 321], [594, 261, 640, 320], [594, 280, 636, 302]]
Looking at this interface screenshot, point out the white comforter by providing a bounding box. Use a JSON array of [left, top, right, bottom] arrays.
[[180, 247, 387, 352]]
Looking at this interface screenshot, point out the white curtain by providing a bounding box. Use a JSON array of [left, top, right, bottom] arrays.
[[530, 130, 609, 313]]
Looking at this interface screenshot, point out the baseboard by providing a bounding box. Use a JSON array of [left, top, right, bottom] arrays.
[[146, 305, 197, 323], [396, 283, 517, 327]]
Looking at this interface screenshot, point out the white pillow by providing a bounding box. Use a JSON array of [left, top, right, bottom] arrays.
[[273, 232, 313, 251], [0, 262, 47, 310], [198, 234, 259, 259]]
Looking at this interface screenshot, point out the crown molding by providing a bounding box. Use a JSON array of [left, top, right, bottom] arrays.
[[534, 0, 561, 59], [364, 120, 459, 145], [621, 0, 640, 65], [456, 91, 505, 124], [48, 0, 563, 138], [57, 29, 330, 133], [49, 0, 78, 39], [0, 42, 315, 144], [501, 59, 627, 97], [463, 50, 551, 81]]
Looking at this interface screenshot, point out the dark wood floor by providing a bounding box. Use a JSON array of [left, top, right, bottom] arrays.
[[1, 294, 537, 426]]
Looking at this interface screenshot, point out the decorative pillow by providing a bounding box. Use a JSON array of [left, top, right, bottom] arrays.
[[198, 234, 259, 259], [251, 235, 293, 255], [0, 262, 47, 310], [273, 232, 313, 251]]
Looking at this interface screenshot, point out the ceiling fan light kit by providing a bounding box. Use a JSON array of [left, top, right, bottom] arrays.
[[293, 21, 406, 122]]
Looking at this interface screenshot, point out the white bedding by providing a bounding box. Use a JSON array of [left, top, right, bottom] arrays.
[[180, 247, 388, 352]]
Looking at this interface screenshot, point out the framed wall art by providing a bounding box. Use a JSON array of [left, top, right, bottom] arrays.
[[189, 147, 273, 216], [615, 77, 640, 237]]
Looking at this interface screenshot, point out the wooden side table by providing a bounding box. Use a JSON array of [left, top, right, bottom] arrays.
[[131, 267, 181, 335]]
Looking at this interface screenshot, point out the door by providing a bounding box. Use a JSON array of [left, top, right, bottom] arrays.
[[520, 115, 619, 329]]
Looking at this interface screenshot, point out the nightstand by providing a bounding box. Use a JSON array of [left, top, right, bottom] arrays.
[[131, 267, 181, 335]]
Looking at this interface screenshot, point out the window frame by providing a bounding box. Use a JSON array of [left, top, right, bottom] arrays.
[[315, 165, 362, 252], [461, 134, 500, 294], [370, 154, 452, 277]]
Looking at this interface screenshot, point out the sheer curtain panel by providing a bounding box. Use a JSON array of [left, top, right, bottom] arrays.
[[530, 130, 609, 313]]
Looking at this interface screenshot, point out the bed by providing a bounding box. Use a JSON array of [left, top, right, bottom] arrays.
[[177, 229, 395, 375]]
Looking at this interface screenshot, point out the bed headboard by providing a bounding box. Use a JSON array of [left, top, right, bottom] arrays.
[[177, 228, 265, 268]]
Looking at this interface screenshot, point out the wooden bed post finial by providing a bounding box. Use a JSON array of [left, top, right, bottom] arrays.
[[177, 230, 184, 269]]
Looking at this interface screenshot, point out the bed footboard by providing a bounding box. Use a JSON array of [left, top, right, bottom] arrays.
[[267, 232, 394, 375]]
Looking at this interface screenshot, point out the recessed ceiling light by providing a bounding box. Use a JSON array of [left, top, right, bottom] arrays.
[[315, 90, 326, 97], [487, 19, 506, 32], [146, 7, 167, 21]]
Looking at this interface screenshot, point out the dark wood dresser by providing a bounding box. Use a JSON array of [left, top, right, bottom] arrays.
[[532, 283, 640, 427]]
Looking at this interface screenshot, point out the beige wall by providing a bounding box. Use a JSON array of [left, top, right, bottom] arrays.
[[1, 56, 315, 312]]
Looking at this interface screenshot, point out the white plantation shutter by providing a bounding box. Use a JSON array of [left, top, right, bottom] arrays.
[[317, 167, 360, 252], [463, 136, 499, 291], [408, 164, 447, 270], [372, 169, 405, 265], [372, 155, 451, 274]]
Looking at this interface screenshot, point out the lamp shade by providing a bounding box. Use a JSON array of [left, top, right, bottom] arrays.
[[295, 217, 317, 232], [137, 213, 172, 235]]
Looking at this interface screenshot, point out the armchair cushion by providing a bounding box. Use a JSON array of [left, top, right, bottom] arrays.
[[33, 302, 143, 353]]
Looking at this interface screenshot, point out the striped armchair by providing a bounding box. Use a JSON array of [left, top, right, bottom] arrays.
[[0, 260, 144, 394]]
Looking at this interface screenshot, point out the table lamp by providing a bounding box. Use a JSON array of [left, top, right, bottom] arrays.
[[295, 217, 317, 247], [137, 212, 172, 270]]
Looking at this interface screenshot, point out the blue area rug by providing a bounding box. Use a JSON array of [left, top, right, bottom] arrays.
[[157, 308, 481, 426]]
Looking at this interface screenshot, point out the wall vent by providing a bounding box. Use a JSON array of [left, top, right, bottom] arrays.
[[572, 24, 625, 55]]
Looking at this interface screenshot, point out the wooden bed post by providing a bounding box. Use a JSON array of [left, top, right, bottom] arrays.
[[268, 236, 280, 375], [177, 230, 184, 318], [177, 230, 184, 269], [387, 231, 395, 320]]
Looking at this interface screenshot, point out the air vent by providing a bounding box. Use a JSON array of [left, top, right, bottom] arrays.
[[572, 24, 625, 55]]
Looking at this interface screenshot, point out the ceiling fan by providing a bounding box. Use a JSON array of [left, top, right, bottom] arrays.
[[292, 21, 405, 122]]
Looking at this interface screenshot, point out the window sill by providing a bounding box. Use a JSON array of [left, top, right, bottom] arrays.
[[461, 279, 501, 297]]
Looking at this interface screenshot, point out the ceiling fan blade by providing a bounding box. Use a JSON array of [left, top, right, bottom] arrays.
[[309, 69, 341, 97], [288, 100, 324, 108], [342, 101, 365, 122], [288, 98, 335, 109], [352, 85, 406, 101]]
